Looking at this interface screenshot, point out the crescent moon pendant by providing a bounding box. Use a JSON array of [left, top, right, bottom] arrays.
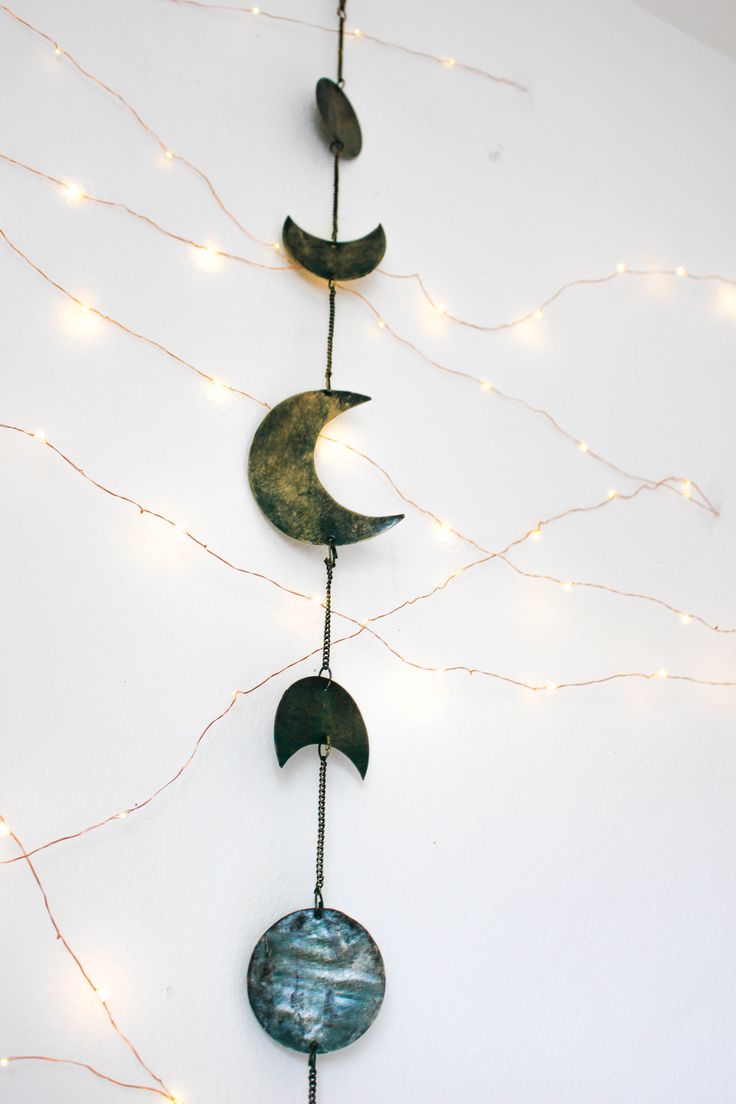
[[248, 390, 404, 546], [283, 216, 386, 281]]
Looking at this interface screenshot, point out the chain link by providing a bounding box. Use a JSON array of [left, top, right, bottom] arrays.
[[319, 540, 337, 677], [308, 1043, 318, 1103], [314, 745, 329, 911], [325, 3, 345, 390]]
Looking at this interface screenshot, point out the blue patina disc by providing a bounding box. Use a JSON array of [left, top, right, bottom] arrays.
[[247, 907, 385, 1053]]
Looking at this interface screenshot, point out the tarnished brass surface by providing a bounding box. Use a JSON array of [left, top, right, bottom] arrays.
[[282, 216, 386, 281], [316, 77, 362, 158], [247, 389, 403, 546], [275, 675, 369, 778]]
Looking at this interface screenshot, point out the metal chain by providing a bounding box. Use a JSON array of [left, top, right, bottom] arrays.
[[308, 1043, 318, 1103], [314, 743, 329, 910], [319, 540, 337, 678], [325, 3, 345, 391]]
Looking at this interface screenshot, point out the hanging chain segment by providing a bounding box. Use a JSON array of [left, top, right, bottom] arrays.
[[315, 539, 336, 912], [325, 2, 346, 391], [308, 1042, 318, 1103]]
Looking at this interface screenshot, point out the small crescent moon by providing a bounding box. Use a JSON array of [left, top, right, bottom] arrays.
[[274, 676, 369, 778], [283, 216, 386, 281], [248, 390, 403, 546]]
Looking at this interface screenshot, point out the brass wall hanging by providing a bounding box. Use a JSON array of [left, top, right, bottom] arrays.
[[245, 2, 400, 1099]]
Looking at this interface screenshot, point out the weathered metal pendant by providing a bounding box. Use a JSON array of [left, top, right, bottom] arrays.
[[248, 908, 385, 1054], [275, 676, 369, 778], [248, 389, 403, 546], [282, 217, 386, 282], [316, 78, 362, 158]]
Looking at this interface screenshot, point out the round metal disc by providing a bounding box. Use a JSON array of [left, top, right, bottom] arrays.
[[247, 908, 385, 1053]]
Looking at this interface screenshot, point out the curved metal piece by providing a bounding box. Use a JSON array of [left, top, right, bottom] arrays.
[[316, 77, 362, 158], [248, 389, 403, 546], [274, 675, 369, 778], [282, 216, 386, 281]]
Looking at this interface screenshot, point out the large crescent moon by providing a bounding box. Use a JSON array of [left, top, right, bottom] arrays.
[[282, 216, 386, 281], [248, 390, 404, 546], [274, 676, 369, 778]]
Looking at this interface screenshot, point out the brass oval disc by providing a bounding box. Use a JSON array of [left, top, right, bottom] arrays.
[[275, 675, 369, 778], [247, 389, 403, 546], [282, 216, 386, 281], [316, 77, 362, 158]]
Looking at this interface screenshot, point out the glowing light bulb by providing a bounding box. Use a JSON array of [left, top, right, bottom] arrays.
[[53, 45, 62, 56], [616, 262, 626, 274], [657, 667, 668, 679], [675, 265, 687, 277], [607, 488, 618, 499], [33, 429, 47, 443], [251, 4, 260, 11], [94, 988, 109, 1002], [533, 309, 544, 322], [436, 303, 446, 315], [0, 1058, 9, 1067], [577, 441, 589, 453], [164, 149, 174, 160], [480, 379, 492, 392], [311, 594, 322, 606], [0, 821, 10, 838], [444, 57, 456, 67], [174, 522, 187, 535], [61, 181, 85, 203], [353, 28, 362, 37], [681, 479, 691, 498], [377, 319, 385, 329], [116, 811, 128, 820], [679, 613, 691, 625], [561, 582, 573, 592], [272, 241, 281, 251], [435, 522, 454, 543], [530, 527, 542, 542], [546, 681, 558, 692]]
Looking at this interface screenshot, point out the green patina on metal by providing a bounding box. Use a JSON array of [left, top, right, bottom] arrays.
[[275, 675, 369, 778], [247, 908, 385, 1054], [248, 389, 403, 546], [282, 217, 386, 282], [316, 78, 362, 158]]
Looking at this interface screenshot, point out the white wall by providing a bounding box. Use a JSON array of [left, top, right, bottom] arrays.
[[1, 1, 735, 1101]]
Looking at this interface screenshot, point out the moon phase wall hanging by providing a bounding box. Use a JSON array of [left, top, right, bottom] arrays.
[[245, 2, 400, 1099]]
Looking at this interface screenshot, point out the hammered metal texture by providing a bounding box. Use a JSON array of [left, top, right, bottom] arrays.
[[247, 908, 385, 1053], [274, 676, 369, 778], [316, 78, 362, 158], [282, 217, 386, 281], [247, 389, 403, 546]]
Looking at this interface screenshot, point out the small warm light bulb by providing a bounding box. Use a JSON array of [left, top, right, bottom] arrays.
[[164, 149, 174, 160], [352, 28, 362, 37], [251, 4, 260, 12], [530, 527, 542, 542], [0, 821, 10, 838], [615, 262, 626, 274], [681, 479, 692, 498], [377, 318, 385, 329], [94, 988, 109, 1002], [436, 303, 446, 315], [33, 429, 47, 443], [174, 522, 187, 535], [272, 241, 281, 251], [546, 681, 558, 692], [480, 379, 492, 392], [444, 57, 456, 67], [435, 522, 454, 543], [561, 582, 573, 592], [533, 309, 544, 322], [675, 265, 687, 277], [679, 613, 691, 625], [577, 441, 589, 453], [61, 181, 85, 203], [0, 1058, 9, 1067], [311, 594, 322, 605], [53, 45, 62, 56], [607, 488, 618, 499], [657, 667, 668, 679]]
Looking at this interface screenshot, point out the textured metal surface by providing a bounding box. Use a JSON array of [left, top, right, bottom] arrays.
[[316, 78, 362, 158], [275, 676, 369, 778], [282, 216, 386, 281], [248, 389, 403, 545], [247, 908, 385, 1054]]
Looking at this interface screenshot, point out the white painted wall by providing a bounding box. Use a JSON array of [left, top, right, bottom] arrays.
[[1, 1, 735, 1101]]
